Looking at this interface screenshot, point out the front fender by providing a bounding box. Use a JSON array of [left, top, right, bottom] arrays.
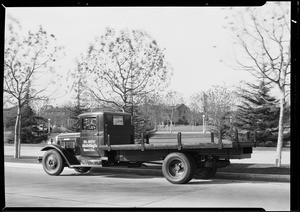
[[41, 144, 80, 166]]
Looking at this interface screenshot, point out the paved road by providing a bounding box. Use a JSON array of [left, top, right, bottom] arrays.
[[4, 163, 290, 210]]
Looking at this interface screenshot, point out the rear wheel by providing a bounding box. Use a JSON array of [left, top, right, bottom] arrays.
[[42, 149, 64, 176], [74, 167, 91, 174], [162, 152, 195, 184], [194, 167, 217, 179]]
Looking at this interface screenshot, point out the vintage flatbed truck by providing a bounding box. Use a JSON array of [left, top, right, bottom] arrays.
[[39, 111, 257, 184]]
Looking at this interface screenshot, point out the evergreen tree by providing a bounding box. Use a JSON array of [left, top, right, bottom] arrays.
[[66, 103, 88, 132], [234, 80, 280, 142], [21, 90, 48, 142], [4, 90, 48, 143], [176, 104, 190, 125]]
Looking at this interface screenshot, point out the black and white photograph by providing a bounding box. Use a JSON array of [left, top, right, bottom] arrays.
[[2, 1, 294, 211]]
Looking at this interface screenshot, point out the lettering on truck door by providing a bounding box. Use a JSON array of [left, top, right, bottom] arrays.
[[79, 116, 100, 157]]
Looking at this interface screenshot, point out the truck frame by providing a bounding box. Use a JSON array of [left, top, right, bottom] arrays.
[[39, 111, 256, 184]]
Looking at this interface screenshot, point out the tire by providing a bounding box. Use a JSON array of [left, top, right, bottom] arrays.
[[162, 152, 195, 184], [42, 149, 65, 176], [74, 167, 91, 174], [194, 167, 217, 179], [185, 154, 196, 183]]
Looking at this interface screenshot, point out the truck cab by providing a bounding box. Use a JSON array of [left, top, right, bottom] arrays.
[[77, 112, 133, 157], [41, 112, 134, 174]]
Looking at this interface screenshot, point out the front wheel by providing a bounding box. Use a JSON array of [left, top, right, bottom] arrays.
[[162, 152, 195, 184], [42, 149, 65, 176]]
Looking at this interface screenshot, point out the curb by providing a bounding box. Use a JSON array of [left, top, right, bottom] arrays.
[[5, 162, 289, 183], [92, 166, 290, 183]]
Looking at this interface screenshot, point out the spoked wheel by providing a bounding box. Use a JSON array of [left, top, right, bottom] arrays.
[[42, 150, 65, 176], [74, 167, 91, 174], [162, 152, 195, 184], [194, 167, 217, 179]]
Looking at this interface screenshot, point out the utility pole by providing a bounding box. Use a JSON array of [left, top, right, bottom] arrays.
[[202, 91, 208, 134], [202, 114, 206, 133]]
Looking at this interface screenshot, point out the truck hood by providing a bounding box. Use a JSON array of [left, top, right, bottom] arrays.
[[48, 132, 80, 145], [56, 132, 80, 139]]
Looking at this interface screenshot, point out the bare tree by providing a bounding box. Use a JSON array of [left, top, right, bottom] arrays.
[[203, 85, 237, 135], [64, 59, 90, 131], [139, 93, 165, 131], [226, 2, 290, 167], [83, 27, 172, 113], [161, 91, 184, 132], [4, 16, 64, 158], [189, 92, 207, 130]]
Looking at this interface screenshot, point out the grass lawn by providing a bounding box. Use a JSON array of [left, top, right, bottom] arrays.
[[4, 140, 49, 147]]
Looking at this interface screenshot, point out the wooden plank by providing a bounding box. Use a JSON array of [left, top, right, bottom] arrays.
[[96, 132, 255, 151], [97, 142, 235, 151]]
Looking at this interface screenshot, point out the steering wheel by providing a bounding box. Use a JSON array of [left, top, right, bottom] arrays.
[[89, 124, 96, 130]]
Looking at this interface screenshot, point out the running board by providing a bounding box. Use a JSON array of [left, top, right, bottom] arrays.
[[37, 155, 108, 166], [75, 156, 108, 166]]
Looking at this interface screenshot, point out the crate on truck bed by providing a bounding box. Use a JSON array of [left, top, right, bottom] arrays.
[[39, 111, 257, 184]]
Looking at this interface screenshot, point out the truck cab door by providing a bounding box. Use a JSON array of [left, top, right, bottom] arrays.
[[78, 116, 101, 157]]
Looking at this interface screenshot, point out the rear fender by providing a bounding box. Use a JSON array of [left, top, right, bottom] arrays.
[[41, 144, 80, 166]]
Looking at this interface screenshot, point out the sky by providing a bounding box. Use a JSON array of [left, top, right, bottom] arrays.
[[5, 3, 288, 106]]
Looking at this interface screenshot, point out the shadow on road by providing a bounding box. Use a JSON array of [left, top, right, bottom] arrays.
[[59, 171, 158, 180]]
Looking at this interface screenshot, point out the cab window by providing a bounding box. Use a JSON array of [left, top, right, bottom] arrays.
[[82, 117, 97, 130]]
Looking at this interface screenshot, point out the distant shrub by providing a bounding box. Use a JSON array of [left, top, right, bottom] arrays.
[[175, 119, 189, 126], [270, 131, 290, 147], [21, 127, 34, 143], [283, 132, 290, 147], [21, 126, 49, 143], [6, 133, 15, 144], [264, 141, 274, 147], [256, 130, 273, 142], [271, 131, 290, 142], [283, 131, 290, 141], [31, 134, 48, 143], [5, 130, 48, 144]]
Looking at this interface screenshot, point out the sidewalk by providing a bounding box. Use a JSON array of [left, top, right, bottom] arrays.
[[4, 144, 290, 182]]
